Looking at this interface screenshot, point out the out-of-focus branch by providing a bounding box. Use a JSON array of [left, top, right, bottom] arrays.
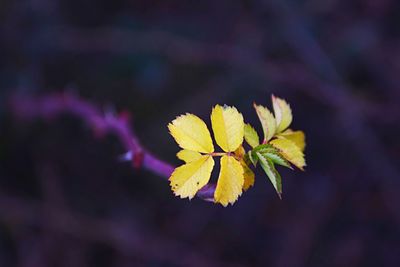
[[0, 193, 221, 266], [258, 1, 400, 262], [9, 93, 216, 202], [24, 26, 399, 118], [34, 27, 398, 115]]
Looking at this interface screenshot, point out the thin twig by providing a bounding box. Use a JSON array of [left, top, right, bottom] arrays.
[[9, 93, 216, 202]]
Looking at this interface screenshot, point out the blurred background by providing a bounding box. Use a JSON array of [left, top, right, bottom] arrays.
[[1, 0, 400, 266]]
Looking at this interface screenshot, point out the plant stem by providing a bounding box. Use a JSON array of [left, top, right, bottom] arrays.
[[9, 93, 217, 202], [208, 152, 226, 157]]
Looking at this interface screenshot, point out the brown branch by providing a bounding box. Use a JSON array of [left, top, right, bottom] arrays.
[[9, 93, 216, 202]]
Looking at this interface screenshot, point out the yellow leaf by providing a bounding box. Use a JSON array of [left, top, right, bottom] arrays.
[[211, 105, 244, 152], [170, 156, 215, 199], [270, 138, 306, 170], [277, 129, 306, 152], [272, 95, 293, 133], [244, 123, 260, 148], [234, 146, 254, 191], [214, 155, 244, 206], [176, 150, 202, 163], [241, 160, 255, 191], [234, 145, 246, 159], [253, 103, 276, 142], [168, 114, 214, 153]]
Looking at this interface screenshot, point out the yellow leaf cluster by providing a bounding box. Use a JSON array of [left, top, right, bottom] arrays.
[[251, 95, 306, 170], [168, 95, 306, 206], [168, 105, 250, 206]]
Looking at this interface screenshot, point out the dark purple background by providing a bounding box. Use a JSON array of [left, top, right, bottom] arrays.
[[1, 0, 400, 266]]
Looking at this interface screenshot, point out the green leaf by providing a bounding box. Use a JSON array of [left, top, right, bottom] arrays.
[[248, 144, 276, 167], [247, 151, 258, 167], [261, 151, 292, 169], [253, 144, 291, 168], [253, 144, 274, 153], [244, 123, 260, 148], [256, 152, 282, 198]]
